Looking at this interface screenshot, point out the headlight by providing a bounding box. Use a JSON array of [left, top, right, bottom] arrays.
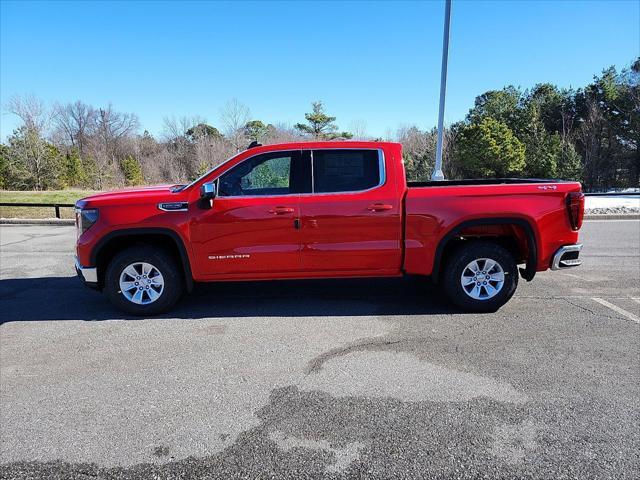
[[75, 208, 99, 235]]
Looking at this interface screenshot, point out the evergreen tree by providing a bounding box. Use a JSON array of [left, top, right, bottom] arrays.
[[0, 144, 10, 189], [455, 118, 526, 178], [120, 155, 144, 186], [6, 127, 62, 190], [557, 141, 583, 181], [60, 149, 86, 187], [521, 105, 559, 178], [186, 123, 222, 141], [194, 161, 210, 179], [295, 102, 352, 140], [243, 120, 269, 143]]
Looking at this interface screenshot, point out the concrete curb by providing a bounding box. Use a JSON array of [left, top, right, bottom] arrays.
[[584, 214, 640, 220], [0, 218, 75, 225]]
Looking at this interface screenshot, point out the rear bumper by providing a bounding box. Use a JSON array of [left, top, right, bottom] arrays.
[[75, 256, 99, 288], [551, 244, 583, 270]]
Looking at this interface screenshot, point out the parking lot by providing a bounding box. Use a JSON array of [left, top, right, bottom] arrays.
[[0, 220, 638, 479]]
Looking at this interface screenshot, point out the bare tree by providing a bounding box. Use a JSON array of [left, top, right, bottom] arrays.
[[160, 116, 207, 180], [161, 115, 206, 142], [397, 125, 434, 155], [6, 94, 50, 134], [442, 126, 460, 178], [52, 100, 97, 154], [577, 97, 605, 188], [85, 104, 139, 188], [220, 98, 250, 151], [95, 105, 139, 143], [264, 122, 304, 144], [194, 136, 235, 176], [132, 132, 176, 185], [396, 125, 437, 181], [348, 119, 369, 140]]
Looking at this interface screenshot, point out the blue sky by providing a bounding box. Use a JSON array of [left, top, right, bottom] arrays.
[[1, 0, 638, 140]]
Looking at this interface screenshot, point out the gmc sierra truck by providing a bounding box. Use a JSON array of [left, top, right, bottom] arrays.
[[74, 141, 584, 315]]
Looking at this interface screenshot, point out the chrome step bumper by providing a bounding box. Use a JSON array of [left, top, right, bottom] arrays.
[[551, 244, 583, 270]]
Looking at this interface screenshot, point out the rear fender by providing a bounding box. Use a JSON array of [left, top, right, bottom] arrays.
[[432, 217, 538, 282]]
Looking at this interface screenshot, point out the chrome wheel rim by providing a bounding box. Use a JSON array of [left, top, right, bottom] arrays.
[[461, 258, 505, 300], [119, 262, 164, 305]]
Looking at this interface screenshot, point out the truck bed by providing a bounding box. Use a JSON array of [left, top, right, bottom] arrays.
[[402, 179, 583, 278]]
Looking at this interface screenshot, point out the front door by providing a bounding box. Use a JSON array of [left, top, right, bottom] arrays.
[[190, 150, 310, 277]]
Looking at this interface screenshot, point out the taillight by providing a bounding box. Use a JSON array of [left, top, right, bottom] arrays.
[[566, 192, 584, 230]]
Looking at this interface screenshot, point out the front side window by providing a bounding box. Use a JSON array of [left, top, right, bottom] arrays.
[[218, 151, 309, 196], [312, 149, 381, 193]]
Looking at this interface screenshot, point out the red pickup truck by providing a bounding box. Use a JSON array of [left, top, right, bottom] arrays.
[[74, 141, 584, 315]]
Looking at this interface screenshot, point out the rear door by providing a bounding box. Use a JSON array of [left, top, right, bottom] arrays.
[[299, 148, 403, 273]]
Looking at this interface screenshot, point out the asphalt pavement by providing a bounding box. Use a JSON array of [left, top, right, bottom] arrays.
[[0, 220, 638, 479]]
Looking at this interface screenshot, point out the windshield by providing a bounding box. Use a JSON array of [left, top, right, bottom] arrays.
[[174, 151, 242, 192]]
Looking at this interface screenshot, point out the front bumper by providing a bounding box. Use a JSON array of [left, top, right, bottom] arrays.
[[75, 256, 99, 287], [551, 244, 583, 270]]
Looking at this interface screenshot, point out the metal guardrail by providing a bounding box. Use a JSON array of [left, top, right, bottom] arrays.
[[0, 203, 75, 219]]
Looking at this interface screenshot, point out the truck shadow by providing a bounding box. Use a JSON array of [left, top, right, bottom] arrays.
[[0, 276, 459, 323]]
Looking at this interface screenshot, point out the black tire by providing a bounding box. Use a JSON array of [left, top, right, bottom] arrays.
[[104, 246, 183, 316], [442, 241, 518, 313]]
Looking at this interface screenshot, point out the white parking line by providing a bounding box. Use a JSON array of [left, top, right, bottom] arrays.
[[631, 297, 640, 305], [591, 298, 640, 324]]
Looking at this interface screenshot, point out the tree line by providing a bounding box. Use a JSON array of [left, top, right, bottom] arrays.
[[1, 58, 637, 191]]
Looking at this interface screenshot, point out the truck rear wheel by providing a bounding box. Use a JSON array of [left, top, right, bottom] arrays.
[[105, 246, 183, 315], [442, 241, 518, 313]]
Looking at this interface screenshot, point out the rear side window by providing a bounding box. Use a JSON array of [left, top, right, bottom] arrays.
[[312, 149, 381, 193]]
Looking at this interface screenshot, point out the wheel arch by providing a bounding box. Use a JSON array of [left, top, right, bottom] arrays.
[[90, 228, 194, 292], [431, 217, 538, 283]]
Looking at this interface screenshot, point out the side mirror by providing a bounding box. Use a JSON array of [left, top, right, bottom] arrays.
[[200, 182, 216, 200], [199, 182, 216, 209]]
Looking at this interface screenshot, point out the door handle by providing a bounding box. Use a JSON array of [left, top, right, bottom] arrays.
[[269, 206, 295, 215], [367, 203, 393, 212]]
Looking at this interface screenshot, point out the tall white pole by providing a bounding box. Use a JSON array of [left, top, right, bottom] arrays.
[[431, 0, 451, 181]]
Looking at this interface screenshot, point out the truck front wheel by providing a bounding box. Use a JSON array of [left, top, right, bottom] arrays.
[[442, 241, 518, 313], [104, 246, 183, 315]]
